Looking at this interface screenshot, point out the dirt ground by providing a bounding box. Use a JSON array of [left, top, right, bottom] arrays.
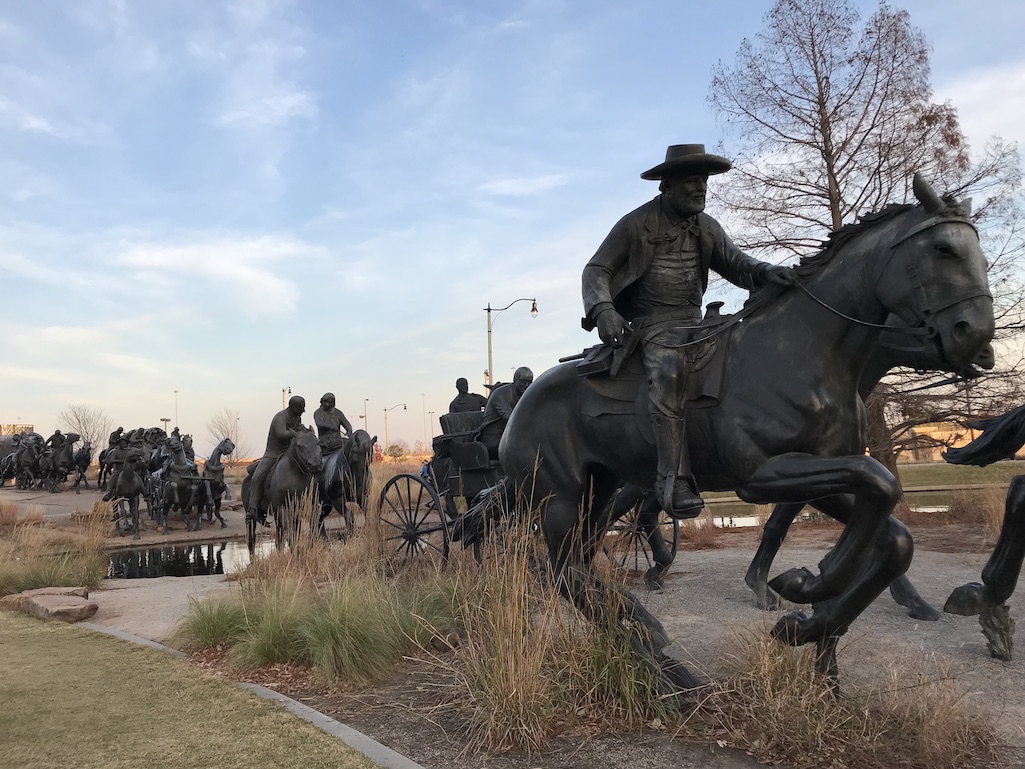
[[7, 485, 1025, 768]]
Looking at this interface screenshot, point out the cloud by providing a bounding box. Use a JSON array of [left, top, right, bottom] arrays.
[[936, 60, 1025, 150], [114, 235, 321, 317]]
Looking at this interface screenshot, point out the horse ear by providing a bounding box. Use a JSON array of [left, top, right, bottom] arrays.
[[371, 436, 378, 445], [912, 172, 943, 213]]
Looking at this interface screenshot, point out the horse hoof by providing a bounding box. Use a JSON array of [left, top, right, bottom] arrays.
[[768, 567, 814, 602], [905, 601, 941, 621], [752, 586, 785, 611], [643, 567, 665, 591], [220, 522, 228, 529], [133, 534, 141, 540], [944, 582, 989, 616], [771, 611, 821, 646]]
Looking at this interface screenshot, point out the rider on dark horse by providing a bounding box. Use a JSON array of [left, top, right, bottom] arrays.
[[582, 144, 798, 519], [313, 392, 353, 454], [247, 395, 306, 523]]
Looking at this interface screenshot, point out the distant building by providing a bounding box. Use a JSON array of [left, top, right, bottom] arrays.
[[1, 423, 34, 436]]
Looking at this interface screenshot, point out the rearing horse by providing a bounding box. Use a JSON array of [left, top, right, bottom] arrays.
[[498, 174, 994, 693]]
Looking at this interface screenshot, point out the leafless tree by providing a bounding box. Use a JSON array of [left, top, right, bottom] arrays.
[[708, 0, 1025, 470], [205, 407, 253, 467], [56, 404, 114, 450]]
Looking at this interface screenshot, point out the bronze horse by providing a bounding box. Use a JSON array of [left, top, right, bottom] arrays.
[[317, 429, 377, 538], [494, 175, 994, 695], [242, 427, 323, 552]]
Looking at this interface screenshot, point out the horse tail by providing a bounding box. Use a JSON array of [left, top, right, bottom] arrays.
[[944, 404, 1025, 467]]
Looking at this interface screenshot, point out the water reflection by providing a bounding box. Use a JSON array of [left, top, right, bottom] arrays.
[[107, 540, 268, 579]]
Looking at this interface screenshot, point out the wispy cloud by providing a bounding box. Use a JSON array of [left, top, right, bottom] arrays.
[[936, 60, 1025, 150], [114, 235, 321, 317]]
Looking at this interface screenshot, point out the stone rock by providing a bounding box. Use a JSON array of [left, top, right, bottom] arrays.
[[25, 594, 99, 623], [0, 586, 90, 613]]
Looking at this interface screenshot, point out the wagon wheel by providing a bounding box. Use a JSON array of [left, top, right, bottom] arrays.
[[604, 506, 680, 585], [377, 473, 450, 566]]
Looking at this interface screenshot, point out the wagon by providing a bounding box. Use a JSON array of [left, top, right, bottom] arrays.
[[376, 409, 680, 580], [376, 409, 499, 566]]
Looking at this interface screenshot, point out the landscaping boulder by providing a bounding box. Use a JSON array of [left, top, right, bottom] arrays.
[[1, 586, 97, 622]]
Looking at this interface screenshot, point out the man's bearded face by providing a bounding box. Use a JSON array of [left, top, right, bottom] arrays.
[[662, 174, 708, 216]]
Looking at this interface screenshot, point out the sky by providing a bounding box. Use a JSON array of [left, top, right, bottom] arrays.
[[2, 0, 1024, 458]]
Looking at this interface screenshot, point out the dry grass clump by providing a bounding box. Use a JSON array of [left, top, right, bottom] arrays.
[[438, 513, 670, 755], [678, 515, 722, 549], [945, 485, 1006, 543], [0, 504, 107, 596], [680, 627, 995, 769]]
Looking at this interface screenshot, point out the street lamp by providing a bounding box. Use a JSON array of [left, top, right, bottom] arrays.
[[361, 398, 369, 433], [160, 418, 170, 434], [173, 389, 179, 428], [383, 403, 406, 453], [281, 386, 291, 409], [484, 298, 538, 387], [428, 411, 436, 439]]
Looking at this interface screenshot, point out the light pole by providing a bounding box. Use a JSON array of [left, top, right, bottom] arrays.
[[428, 411, 435, 439], [360, 398, 369, 433], [484, 298, 538, 387], [281, 386, 291, 409], [383, 403, 406, 453], [421, 393, 427, 448], [160, 417, 170, 435], [173, 389, 179, 428]]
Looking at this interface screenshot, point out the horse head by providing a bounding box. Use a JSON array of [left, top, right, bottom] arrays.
[[346, 430, 377, 466], [217, 437, 236, 457], [874, 173, 994, 369], [291, 427, 323, 476]]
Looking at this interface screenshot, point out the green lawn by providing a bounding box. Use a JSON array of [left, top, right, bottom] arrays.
[[0, 612, 378, 769], [896, 458, 1025, 488]]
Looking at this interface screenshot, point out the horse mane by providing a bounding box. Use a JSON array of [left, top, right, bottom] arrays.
[[742, 195, 969, 316]]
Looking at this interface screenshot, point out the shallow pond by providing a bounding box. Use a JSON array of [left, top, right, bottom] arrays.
[[107, 540, 273, 579]]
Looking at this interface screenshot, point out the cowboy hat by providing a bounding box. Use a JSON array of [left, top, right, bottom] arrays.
[[640, 144, 732, 180]]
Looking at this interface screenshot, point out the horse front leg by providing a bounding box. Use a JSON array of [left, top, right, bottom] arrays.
[[737, 453, 901, 606]]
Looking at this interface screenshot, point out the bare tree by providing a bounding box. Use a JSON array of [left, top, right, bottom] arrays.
[[708, 0, 1025, 469], [205, 407, 253, 466], [56, 405, 114, 450]]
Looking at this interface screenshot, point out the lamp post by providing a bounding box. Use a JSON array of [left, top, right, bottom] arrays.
[[484, 298, 538, 387], [160, 418, 170, 435], [383, 403, 406, 453], [428, 411, 435, 439], [173, 389, 179, 428], [421, 393, 427, 448], [360, 398, 369, 433], [281, 386, 291, 409]]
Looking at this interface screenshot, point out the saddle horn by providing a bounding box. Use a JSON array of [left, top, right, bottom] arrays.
[[912, 172, 944, 213]]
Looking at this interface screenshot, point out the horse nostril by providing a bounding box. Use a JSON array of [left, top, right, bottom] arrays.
[[952, 319, 971, 342]]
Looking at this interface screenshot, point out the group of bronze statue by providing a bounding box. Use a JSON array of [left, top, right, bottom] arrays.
[[233, 144, 1021, 693], [0, 430, 92, 493], [8, 141, 1015, 698]]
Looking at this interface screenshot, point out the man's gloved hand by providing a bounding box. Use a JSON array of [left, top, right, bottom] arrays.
[[764, 264, 799, 287], [596, 308, 631, 347]]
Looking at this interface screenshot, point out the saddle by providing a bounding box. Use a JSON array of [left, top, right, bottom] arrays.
[[570, 302, 735, 442]]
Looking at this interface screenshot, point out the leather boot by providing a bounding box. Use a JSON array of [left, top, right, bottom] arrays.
[[652, 414, 704, 519]]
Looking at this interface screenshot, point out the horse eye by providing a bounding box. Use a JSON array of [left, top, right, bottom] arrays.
[[935, 243, 956, 257]]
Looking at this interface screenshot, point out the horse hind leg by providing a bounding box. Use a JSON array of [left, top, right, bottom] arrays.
[[745, 501, 806, 610]]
